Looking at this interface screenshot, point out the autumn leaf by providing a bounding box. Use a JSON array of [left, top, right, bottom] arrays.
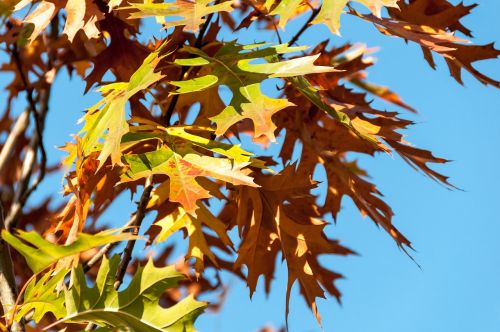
[[1, 0, 498, 330], [14, 0, 105, 44], [77, 42, 168, 167], [62, 0, 104, 41], [125, 0, 235, 31], [353, 3, 500, 87], [83, 15, 150, 89], [20, 1, 57, 45], [122, 144, 258, 215], [234, 166, 353, 323], [149, 204, 233, 274], [268, 0, 399, 33]]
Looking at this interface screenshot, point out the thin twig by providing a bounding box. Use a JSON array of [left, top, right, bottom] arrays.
[[82, 215, 138, 273], [85, 178, 153, 331], [288, 7, 320, 47], [10, 42, 47, 173], [272, 20, 283, 44], [195, 14, 215, 48], [3, 17, 59, 230], [163, 6, 219, 125], [163, 84, 182, 125], [114, 177, 154, 289]]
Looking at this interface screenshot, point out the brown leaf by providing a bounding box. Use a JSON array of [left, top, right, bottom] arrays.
[[235, 166, 353, 323]]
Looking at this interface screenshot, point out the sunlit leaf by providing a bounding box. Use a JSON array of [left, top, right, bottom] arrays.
[[1, 229, 135, 273]]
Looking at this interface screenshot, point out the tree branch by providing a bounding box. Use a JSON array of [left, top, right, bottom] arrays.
[[0, 206, 23, 332], [162, 6, 218, 126], [3, 16, 59, 230], [288, 7, 320, 47], [82, 215, 138, 273], [0, 110, 29, 176], [0, 16, 60, 332], [85, 178, 153, 331], [114, 177, 154, 289], [3, 89, 48, 231]]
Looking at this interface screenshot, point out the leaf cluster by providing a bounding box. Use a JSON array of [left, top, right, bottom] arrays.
[[0, 0, 498, 330]]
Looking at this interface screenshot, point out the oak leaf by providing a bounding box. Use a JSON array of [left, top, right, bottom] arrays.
[[15, 0, 105, 44], [122, 144, 258, 215], [267, 0, 398, 33], [234, 166, 353, 323], [125, 0, 235, 31], [45, 255, 206, 331], [172, 42, 334, 140], [354, 2, 500, 87], [149, 204, 233, 274], [1, 229, 135, 273], [78, 42, 167, 167]]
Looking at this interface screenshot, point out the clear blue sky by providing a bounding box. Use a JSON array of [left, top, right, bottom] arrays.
[[1, 1, 500, 331]]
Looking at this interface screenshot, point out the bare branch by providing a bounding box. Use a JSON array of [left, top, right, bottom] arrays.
[[82, 215, 138, 273], [3, 16, 60, 230], [0, 207, 24, 332], [114, 177, 154, 289], [288, 7, 320, 47], [0, 110, 29, 176]]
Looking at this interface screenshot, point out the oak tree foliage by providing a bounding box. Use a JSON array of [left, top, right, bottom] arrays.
[[0, 0, 498, 330]]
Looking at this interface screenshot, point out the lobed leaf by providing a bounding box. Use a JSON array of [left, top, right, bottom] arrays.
[[268, 0, 399, 33], [1, 229, 135, 273], [44, 255, 206, 331], [122, 144, 258, 215], [125, 0, 235, 31], [77, 42, 168, 167], [172, 42, 335, 141]]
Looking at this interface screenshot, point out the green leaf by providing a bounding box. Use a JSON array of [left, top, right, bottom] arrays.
[[1, 229, 135, 273], [311, 0, 349, 35], [210, 83, 294, 140], [170, 75, 219, 94], [171, 42, 334, 140], [173, 57, 210, 66], [14, 269, 69, 323], [48, 255, 206, 331], [237, 54, 337, 78], [153, 204, 233, 273], [164, 126, 264, 166]]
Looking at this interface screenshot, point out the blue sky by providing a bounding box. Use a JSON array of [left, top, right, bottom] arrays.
[[1, 1, 500, 331]]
